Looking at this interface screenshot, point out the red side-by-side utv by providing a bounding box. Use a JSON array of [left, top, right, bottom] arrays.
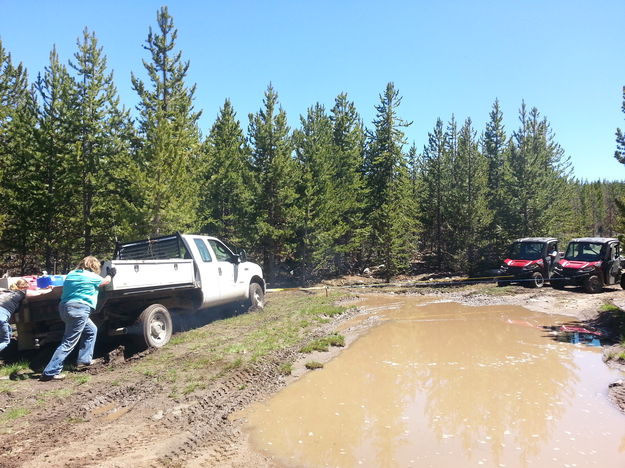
[[497, 237, 560, 288], [551, 237, 625, 293]]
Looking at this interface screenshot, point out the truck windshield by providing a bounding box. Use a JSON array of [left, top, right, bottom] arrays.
[[564, 242, 603, 261], [508, 242, 544, 260]]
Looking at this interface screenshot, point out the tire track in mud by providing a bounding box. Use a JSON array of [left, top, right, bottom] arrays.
[[2, 361, 162, 467], [155, 356, 292, 467], [57, 379, 172, 467]]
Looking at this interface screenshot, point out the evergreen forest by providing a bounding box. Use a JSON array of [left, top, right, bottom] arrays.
[[1, 7, 624, 284]]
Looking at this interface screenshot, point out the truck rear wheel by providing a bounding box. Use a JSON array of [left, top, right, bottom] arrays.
[[583, 274, 602, 294], [136, 304, 172, 348], [247, 282, 264, 309]]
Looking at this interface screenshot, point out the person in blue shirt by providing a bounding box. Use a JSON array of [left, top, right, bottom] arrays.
[[40, 256, 115, 381]]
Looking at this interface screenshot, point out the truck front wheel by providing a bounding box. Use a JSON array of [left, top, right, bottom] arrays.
[[583, 274, 603, 294], [529, 272, 544, 288], [247, 283, 264, 309], [136, 304, 172, 348]]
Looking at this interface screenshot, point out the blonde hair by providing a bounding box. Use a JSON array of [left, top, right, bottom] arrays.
[[10, 278, 29, 291], [78, 256, 101, 274]]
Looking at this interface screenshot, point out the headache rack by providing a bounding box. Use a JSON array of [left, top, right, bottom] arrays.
[[114, 233, 189, 260]]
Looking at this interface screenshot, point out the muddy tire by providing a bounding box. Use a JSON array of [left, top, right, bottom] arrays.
[[496, 280, 506, 287], [551, 280, 565, 290], [620, 274, 625, 290], [136, 304, 172, 348], [529, 272, 544, 288], [583, 274, 603, 294], [247, 282, 264, 309]]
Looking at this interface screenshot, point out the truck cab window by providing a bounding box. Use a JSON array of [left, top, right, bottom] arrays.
[[193, 239, 213, 262], [208, 240, 233, 262]]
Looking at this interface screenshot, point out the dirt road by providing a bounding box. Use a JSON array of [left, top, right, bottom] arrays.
[[0, 282, 624, 467]]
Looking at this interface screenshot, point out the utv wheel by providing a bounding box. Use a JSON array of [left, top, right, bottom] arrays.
[[583, 275, 603, 294], [247, 282, 264, 309], [136, 304, 172, 348], [496, 281, 506, 287], [551, 281, 565, 290], [529, 272, 544, 288], [620, 274, 625, 290]]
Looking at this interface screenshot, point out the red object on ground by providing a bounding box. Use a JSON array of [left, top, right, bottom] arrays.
[[559, 325, 602, 336]]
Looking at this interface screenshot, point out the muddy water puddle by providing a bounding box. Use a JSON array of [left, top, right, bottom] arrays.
[[240, 295, 625, 467]]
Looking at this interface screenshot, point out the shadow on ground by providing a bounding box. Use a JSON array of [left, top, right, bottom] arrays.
[[1, 303, 252, 373]]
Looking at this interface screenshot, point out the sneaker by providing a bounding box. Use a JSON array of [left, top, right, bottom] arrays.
[[40, 373, 66, 382]]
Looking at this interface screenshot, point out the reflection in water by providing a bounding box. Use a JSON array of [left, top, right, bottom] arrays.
[[240, 296, 625, 467]]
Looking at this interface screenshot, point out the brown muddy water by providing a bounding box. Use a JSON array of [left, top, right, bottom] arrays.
[[240, 296, 625, 468]]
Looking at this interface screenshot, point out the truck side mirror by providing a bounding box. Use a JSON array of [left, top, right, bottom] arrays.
[[238, 250, 247, 263]]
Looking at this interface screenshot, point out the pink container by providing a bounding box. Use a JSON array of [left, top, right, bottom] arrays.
[[22, 275, 38, 290]]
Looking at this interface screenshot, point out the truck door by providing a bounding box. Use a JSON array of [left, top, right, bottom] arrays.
[[206, 239, 246, 301], [189, 237, 223, 306]]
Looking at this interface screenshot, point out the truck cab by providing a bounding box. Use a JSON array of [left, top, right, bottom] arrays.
[[497, 237, 559, 288], [551, 237, 625, 293]]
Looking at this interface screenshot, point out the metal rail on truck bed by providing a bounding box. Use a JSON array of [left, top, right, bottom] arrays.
[[114, 232, 189, 260]]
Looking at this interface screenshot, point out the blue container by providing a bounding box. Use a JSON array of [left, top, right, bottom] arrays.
[[36, 276, 52, 289], [50, 275, 65, 286]]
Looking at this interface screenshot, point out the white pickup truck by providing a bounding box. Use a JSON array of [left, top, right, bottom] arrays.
[[11, 233, 265, 350]]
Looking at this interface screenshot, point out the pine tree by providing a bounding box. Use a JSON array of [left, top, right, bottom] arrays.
[[0, 41, 41, 272], [0, 41, 29, 242], [418, 118, 448, 268], [329, 93, 368, 274], [482, 99, 509, 259], [614, 86, 625, 232], [615, 86, 625, 164], [364, 83, 415, 280], [70, 28, 137, 256], [505, 103, 571, 238], [248, 84, 298, 282], [32, 46, 82, 271], [131, 6, 202, 236], [199, 99, 254, 246], [293, 103, 335, 283], [454, 118, 490, 271]]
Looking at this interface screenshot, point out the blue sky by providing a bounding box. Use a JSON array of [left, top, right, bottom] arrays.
[[1, 0, 624, 181]]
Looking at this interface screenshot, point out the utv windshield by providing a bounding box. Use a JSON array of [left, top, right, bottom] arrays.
[[508, 242, 544, 260], [564, 242, 603, 262]]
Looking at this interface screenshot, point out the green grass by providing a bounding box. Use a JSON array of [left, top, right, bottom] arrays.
[[182, 382, 205, 395], [0, 407, 30, 423], [599, 303, 623, 313], [0, 360, 31, 378], [72, 374, 91, 385], [279, 362, 293, 376], [305, 361, 323, 370], [300, 334, 345, 353], [120, 290, 350, 384]]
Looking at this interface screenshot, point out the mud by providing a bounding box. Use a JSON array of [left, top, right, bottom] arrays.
[[240, 298, 625, 467], [0, 283, 624, 467]]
